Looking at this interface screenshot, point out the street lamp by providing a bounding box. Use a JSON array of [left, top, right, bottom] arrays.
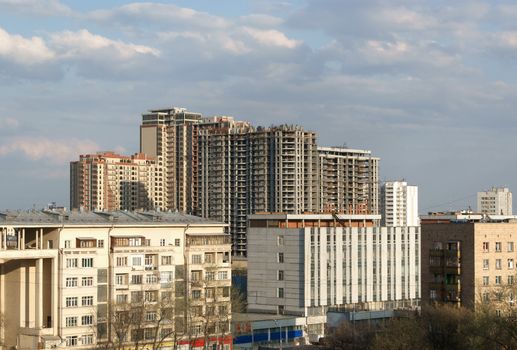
[[273, 319, 283, 350]]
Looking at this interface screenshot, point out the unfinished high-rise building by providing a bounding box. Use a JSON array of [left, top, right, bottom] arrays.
[[138, 107, 380, 256], [70, 152, 163, 211], [318, 147, 380, 215]]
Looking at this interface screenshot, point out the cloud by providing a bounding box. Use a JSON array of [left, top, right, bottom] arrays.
[[0, 27, 55, 65], [0, 137, 101, 164], [0, 0, 73, 16], [89, 2, 229, 30], [51, 29, 160, 59], [243, 27, 301, 48]]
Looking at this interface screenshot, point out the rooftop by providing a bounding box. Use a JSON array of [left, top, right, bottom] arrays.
[[0, 210, 223, 227]]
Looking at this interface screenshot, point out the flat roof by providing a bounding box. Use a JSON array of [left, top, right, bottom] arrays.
[[0, 210, 224, 227], [249, 213, 381, 221]]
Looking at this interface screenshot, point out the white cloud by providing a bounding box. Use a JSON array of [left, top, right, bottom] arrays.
[[0, 27, 55, 65], [0, 137, 101, 164], [90, 3, 229, 30], [51, 29, 159, 59], [243, 27, 301, 48], [0, 0, 73, 16]]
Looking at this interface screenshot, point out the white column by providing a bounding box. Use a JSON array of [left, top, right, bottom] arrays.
[[2, 228, 6, 250], [35, 229, 39, 250], [40, 229, 44, 249], [52, 257, 58, 334], [22, 228, 25, 250], [36, 258, 43, 328], [17, 228, 21, 250], [19, 262, 26, 327]]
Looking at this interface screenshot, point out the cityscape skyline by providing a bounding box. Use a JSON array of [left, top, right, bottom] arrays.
[[1, 0, 517, 212]]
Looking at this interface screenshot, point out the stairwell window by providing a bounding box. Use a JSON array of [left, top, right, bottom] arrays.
[[278, 252, 284, 263]]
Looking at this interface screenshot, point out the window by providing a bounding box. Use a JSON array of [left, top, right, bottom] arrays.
[[192, 290, 201, 299], [116, 257, 128, 266], [509, 259, 514, 269], [509, 242, 514, 252], [483, 259, 489, 270], [82, 258, 94, 268], [496, 259, 502, 270], [483, 292, 489, 302], [132, 256, 142, 266], [66, 277, 78, 287], [483, 276, 489, 286], [116, 294, 128, 304], [175, 238, 180, 246], [66, 297, 78, 307], [509, 275, 514, 285], [161, 256, 172, 265], [496, 276, 502, 285], [160, 271, 173, 286], [66, 317, 78, 327], [66, 258, 78, 268], [430, 290, 437, 300], [205, 271, 215, 281], [222, 286, 230, 298], [115, 274, 126, 285], [97, 240, 104, 248], [82, 315, 93, 326], [131, 275, 143, 285], [146, 274, 158, 284], [64, 240, 71, 249], [82, 277, 93, 287], [278, 252, 284, 263], [192, 255, 202, 264], [218, 305, 227, 315], [191, 270, 201, 281], [160, 239, 166, 246], [496, 242, 502, 252], [218, 271, 228, 280], [278, 287, 284, 298], [483, 242, 489, 252], [145, 291, 157, 302], [206, 287, 215, 298], [278, 270, 284, 281], [146, 312, 157, 322], [278, 235, 284, 246], [66, 336, 78, 346], [205, 253, 214, 264], [82, 335, 93, 345], [82, 296, 94, 306]]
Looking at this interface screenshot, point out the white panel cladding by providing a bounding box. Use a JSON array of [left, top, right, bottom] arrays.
[[248, 223, 421, 315]]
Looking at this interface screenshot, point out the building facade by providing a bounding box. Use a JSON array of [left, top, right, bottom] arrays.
[[247, 213, 420, 341], [0, 210, 231, 350], [421, 216, 517, 309], [70, 152, 164, 211], [381, 181, 419, 227], [477, 187, 512, 215]]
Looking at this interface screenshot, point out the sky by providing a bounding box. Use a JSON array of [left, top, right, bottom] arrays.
[[0, 0, 516, 212]]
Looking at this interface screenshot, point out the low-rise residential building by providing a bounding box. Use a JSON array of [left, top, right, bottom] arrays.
[[247, 213, 420, 341], [0, 210, 231, 350], [421, 215, 517, 308]]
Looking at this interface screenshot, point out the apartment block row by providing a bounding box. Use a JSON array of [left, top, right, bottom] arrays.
[[71, 107, 380, 256], [0, 210, 232, 350]]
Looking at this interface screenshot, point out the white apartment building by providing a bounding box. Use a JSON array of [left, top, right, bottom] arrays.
[[477, 187, 513, 215], [381, 181, 419, 227], [0, 210, 231, 350], [247, 213, 420, 341]]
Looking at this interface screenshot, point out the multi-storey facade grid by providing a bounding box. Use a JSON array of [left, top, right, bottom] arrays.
[[70, 152, 163, 212], [0, 210, 231, 350]]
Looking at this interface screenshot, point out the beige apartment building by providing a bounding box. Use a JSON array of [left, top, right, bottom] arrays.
[[70, 151, 164, 211], [421, 214, 517, 308], [0, 210, 231, 350]]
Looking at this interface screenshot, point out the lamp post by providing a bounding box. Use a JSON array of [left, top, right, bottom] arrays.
[[273, 319, 283, 350]]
